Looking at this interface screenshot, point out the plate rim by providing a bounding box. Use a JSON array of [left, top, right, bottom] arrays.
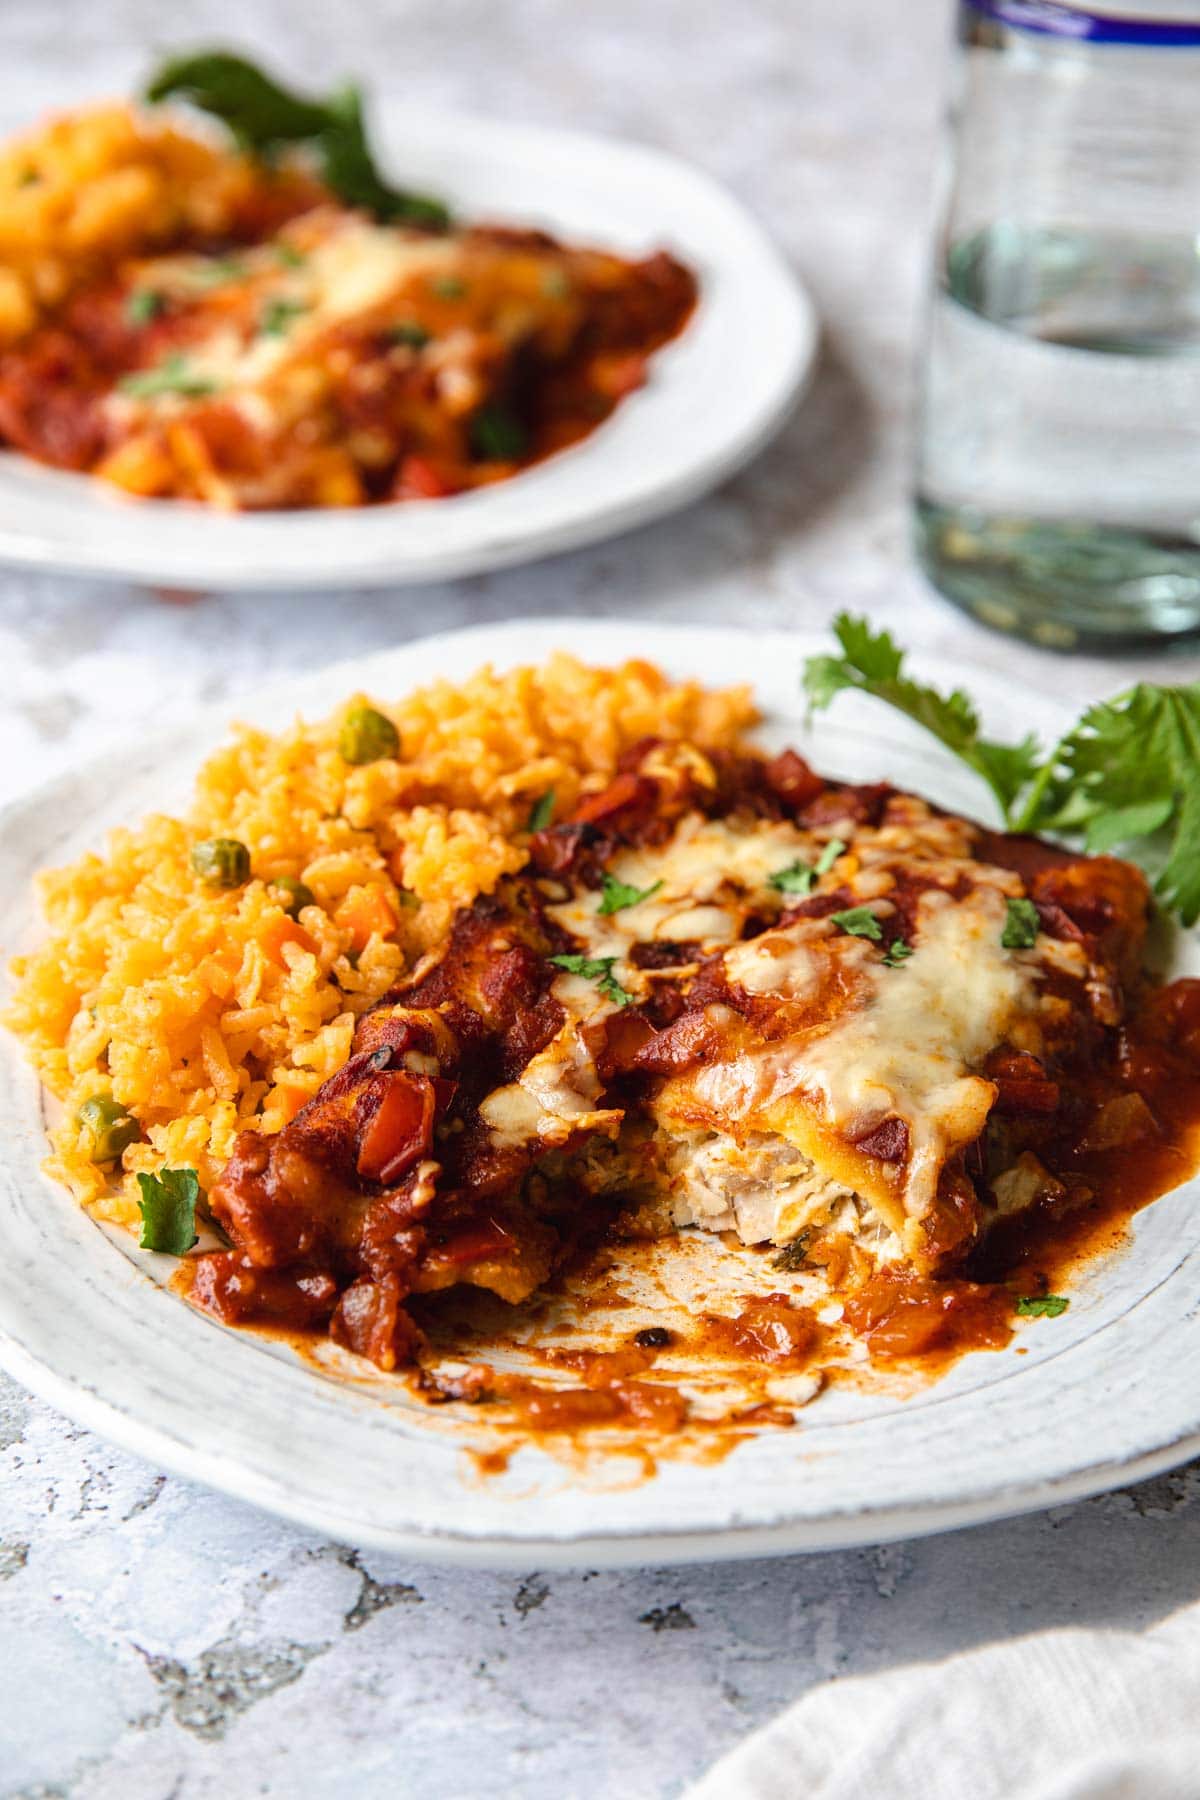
[[0, 107, 817, 590], [3, 615, 1198, 1567]]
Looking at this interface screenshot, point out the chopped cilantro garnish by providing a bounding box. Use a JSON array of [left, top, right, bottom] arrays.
[[770, 837, 845, 897], [830, 905, 882, 942], [470, 404, 527, 461], [528, 789, 555, 831], [259, 296, 307, 337], [118, 353, 218, 400], [389, 320, 431, 349], [125, 288, 165, 326], [431, 274, 466, 299], [549, 952, 632, 1008], [136, 1167, 201, 1255], [771, 1235, 811, 1272], [194, 256, 247, 287], [1002, 897, 1040, 950], [1015, 1293, 1069, 1318], [275, 243, 307, 268], [882, 939, 913, 967], [598, 873, 663, 915], [769, 860, 815, 897]]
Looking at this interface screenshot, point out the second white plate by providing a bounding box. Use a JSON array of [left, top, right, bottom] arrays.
[[0, 107, 816, 590]]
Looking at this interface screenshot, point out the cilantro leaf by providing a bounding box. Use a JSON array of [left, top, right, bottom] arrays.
[[136, 1167, 201, 1255], [769, 859, 815, 897], [830, 905, 882, 941], [770, 838, 846, 897], [598, 873, 663, 915], [771, 1234, 812, 1272], [145, 52, 450, 229], [549, 952, 632, 1008], [528, 789, 555, 832], [1039, 684, 1200, 927], [882, 939, 913, 967], [803, 615, 1041, 821], [118, 353, 218, 400], [125, 287, 165, 325], [260, 296, 307, 337], [1015, 1294, 1069, 1318], [1001, 897, 1040, 949], [802, 616, 1200, 927]]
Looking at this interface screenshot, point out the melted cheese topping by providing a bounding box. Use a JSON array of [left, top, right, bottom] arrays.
[[110, 219, 463, 421], [690, 886, 1038, 1215], [483, 801, 1059, 1256]]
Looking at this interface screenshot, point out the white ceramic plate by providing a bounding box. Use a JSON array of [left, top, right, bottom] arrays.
[[2, 619, 1198, 1567], [0, 108, 815, 590]]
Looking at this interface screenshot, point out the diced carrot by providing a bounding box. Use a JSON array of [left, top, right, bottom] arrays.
[[260, 915, 315, 967], [335, 887, 399, 950], [394, 454, 459, 500]]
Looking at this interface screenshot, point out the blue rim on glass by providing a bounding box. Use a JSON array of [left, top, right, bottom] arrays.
[[966, 1, 1200, 45]]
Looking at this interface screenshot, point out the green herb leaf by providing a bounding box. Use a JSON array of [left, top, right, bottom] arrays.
[[598, 873, 663, 915], [125, 287, 165, 325], [1043, 684, 1200, 927], [259, 295, 307, 337], [144, 52, 451, 228], [830, 905, 882, 942], [882, 939, 913, 967], [803, 615, 1200, 928], [136, 1167, 201, 1255], [549, 952, 632, 1008], [528, 789, 555, 832], [1015, 1294, 1069, 1318], [388, 320, 431, 349], [431, 274, 466, 300], [771, 1234, 811, 1272], [815, 837, 846, 875], [118, 352, 217, 401], [1001, 897, 1040, 950], [470, 404, 526, 461], [275, 242, 307, 268], [769, 859, 815, 897], [803, 615, 1042, 823], [194, 255, 246, 287]]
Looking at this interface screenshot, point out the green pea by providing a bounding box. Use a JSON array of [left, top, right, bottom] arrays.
[[191, 837, 251, 888], [77, 1093, 140, 1163], [270, 875, 315, 917], [339, 705, 399, 765]]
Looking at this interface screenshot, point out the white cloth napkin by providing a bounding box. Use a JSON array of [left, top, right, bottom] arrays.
[[687, 1598, 1200, 1800]]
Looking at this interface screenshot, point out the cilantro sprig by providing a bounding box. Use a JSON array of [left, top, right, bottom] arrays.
[[118, 353, 218, 400], [598, 873, 663, 916], [549, 952, 632, 1008], [1001, 897, 1040, 950], [769, 838, 845, 898], [804, 614, 1200, 926], [1015, 1294, 1069, 1318], [145, 51, 450, 229], [830, 905, 882, 942], [136, 1167, 201, 1255]]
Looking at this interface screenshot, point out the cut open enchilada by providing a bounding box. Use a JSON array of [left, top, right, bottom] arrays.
[[184, 735, 1159, 1367]]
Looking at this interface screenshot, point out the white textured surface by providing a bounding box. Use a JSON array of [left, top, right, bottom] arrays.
[[2, 1, 1200, 1795]]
